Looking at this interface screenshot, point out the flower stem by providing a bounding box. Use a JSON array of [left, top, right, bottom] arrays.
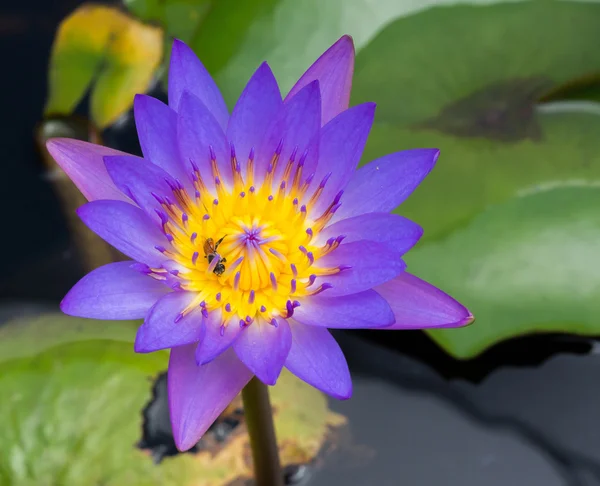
[[241, 376, 284, 486]]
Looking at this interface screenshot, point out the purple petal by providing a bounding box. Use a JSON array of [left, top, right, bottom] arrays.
[[375, 272, 474, 329], [169, 345, 252, 451], [308, 103, 376, 216], [195, 310, 243, 365], [316, 241, 405, 297], [46, 138, 129, 202], [135, 291, 205, 352], [177, 91, 232, 190], [286, 35, 355, 125], [133, 94, 191, 186], [104, 155, 177, 223], [61, 261, 169, 319], [285, 322, 351, 399], [319, 213, 423, 256], [255, 80, 321, 186], [168, 39, 229, 129], [227, 62, 282, 165], [77, 200, 168, 267], [293, 290, 394, 329], [332, 149, 439, 223], [233, 318, 292, 385]]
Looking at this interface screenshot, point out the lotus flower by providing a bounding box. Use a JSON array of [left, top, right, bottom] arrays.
[[47, 36, 473, 451]]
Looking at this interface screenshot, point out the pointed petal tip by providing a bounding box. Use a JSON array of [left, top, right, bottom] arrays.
[[59, 295, 73, 316], [257, 375, 277, 387], [133, 332, 150, 354], [174, 431, 201, 452], [45, 137, 60, 152], [45, 137, 78, 156], [459, 313, 475, 327], [59, 292, 84, 318], [171, 37, 188, 53], [327, 381, 353, 400], [335, 34, 355, 54], [340, 34, 354, 44], [375, 273, 474, 330]]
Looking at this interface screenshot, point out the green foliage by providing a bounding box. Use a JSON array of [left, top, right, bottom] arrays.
[[0, 314, 344, 485], [348, 1, 600, 356]]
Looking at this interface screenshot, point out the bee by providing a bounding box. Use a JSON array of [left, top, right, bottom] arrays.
[[203, 236, 227, 276]]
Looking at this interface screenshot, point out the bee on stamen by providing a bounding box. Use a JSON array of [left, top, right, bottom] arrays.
[[203, 236, 227, 276]]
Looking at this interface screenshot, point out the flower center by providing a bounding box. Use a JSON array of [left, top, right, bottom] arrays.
[[146, 145, 346, 327]]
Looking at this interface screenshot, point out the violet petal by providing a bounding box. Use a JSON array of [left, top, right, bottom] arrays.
[[285, 35, 354, 125], [375, 272, 474, 329], [134, 291, 205, 352], [319, 213, 423, 256], [315, 240, 405, 297], [177, 90, 232, 190], [308, 103, 375, 215], [293, 290, 394, 329], [46, 138, 129, 202], [285, 321, 351, 399], [168, 39, 229, 129], [104, 154, 177, 223], [255, 80, 321, 186], [168, 345, 252, 451], [233, 318, 292, 385], [195, 309, 244, 365], [61, 261, 169, 320], [227, 62, 282, 166], [332, 149, 440, 223], [133, 94, 192, 187], [77, 200, 168, 267]]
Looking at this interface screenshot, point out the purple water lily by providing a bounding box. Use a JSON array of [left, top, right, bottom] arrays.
[[47, 36, 473, 451]]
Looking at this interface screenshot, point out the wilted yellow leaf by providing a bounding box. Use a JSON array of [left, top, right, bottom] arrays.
[[45, 4, 163, 128]]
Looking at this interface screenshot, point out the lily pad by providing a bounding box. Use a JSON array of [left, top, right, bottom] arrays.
[[348, 1, 600, 357], [184, 0, 500, 105], [408, 186, 600, 359], [0, 314, 344, 485], [45, 4, 163, 128]]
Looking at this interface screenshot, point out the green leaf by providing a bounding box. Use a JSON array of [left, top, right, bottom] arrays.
[[0, 313, 139, 365], [0, 314, 344, 484], [186, 0, 501, 106], [348, 1, 600, 356], [124, 0, 213, 42], [45, 4, 163, 128], [407, 186, 600, 359]]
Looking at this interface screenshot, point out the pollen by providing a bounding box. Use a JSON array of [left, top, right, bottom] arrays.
[[148, 144, 346, 329]]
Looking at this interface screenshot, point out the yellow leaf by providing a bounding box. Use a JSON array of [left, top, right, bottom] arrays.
[[45, 4, 163, 128]]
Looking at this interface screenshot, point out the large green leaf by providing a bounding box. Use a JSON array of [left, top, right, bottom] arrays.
[[409, 186, 600, 358], [349, 1, 600, 357], [0, 314, 344, 485], [184, 0, 502, 105]]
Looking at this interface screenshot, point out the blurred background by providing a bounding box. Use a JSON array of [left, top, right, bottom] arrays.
[[1, 0, 600, 485]]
